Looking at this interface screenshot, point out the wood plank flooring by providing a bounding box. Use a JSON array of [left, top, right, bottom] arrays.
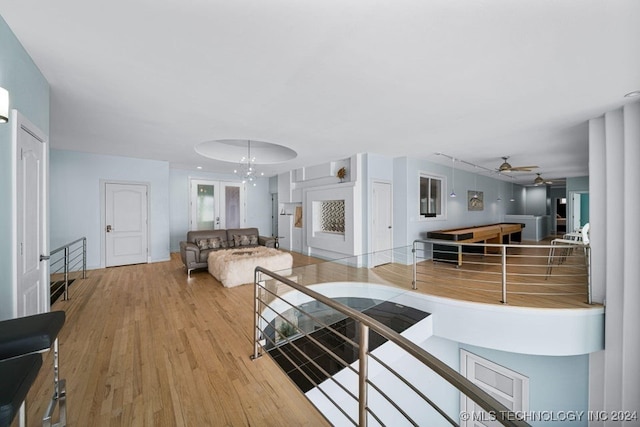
[[24, 254, 329, 427], [23, 244, 599, 426]]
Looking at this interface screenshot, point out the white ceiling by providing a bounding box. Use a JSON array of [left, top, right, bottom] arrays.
[[2, 0, 639, 184]]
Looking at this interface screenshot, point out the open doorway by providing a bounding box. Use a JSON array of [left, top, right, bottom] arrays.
[[555, 197, 567, 234], [569, 191, 590, 233]]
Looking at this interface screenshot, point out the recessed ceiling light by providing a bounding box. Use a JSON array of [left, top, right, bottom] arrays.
[[196, 166, 203, 169], [624, 90, 640, 98]]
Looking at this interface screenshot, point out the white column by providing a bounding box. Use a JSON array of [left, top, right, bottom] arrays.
[[622, 101, 640, 412], [589, 101, 640, 425], [588, 116, 607, 423], [603, 108, 625, 414]]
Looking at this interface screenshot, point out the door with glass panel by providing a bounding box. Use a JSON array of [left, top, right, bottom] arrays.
[[190, 179, 245, 230]]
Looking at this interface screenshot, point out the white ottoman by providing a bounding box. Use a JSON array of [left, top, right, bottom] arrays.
[[208, 247, 293, 288]]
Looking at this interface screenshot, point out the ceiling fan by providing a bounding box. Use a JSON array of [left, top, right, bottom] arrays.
[[497, 156, 538, 172], [533, 173, 552, 186]]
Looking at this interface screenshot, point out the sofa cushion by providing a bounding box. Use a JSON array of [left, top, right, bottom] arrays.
[[226, 228, 259, 244]]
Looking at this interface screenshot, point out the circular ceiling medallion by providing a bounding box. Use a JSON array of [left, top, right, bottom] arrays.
[[195, 139, 297, 164]]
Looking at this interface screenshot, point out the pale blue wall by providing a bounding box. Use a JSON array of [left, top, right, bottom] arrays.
[[0, 16, 50, 320], [169, 169, 272, 252], [50, 150, 171, 269], [525, 186, 548, 216]]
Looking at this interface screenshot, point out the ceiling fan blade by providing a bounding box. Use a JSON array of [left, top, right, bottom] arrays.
[[509, 165, 538, 171]]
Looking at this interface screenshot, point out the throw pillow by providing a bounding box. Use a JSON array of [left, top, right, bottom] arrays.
[[233, 234, 251, 247], [208, 237, 222, 249], [196, 239, 209, 250], [249, 234, 258, 245]]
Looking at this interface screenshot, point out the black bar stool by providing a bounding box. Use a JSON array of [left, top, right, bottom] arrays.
[[0, 311, 66, 427]]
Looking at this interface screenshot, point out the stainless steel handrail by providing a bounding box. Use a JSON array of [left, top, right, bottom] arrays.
[[49, 237, 86, 301], [413, 239, 592, 305], [252, 267, 530, 427]]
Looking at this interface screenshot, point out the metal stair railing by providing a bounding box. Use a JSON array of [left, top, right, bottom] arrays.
[[49, 237, 86, 302], [252, 267, 530, 427]]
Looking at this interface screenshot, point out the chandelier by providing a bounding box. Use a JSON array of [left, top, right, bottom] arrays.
[[234, 140, 264, 186]]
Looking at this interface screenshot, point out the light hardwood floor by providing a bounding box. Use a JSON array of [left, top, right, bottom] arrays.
[[23, 245, 598, 426], [24, 254, 330, 427]]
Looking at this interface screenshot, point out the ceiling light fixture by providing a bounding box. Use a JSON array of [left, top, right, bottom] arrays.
[[450, 157, 457, 198], [624, 90, 640, 98], [0, 87, 9, 123], [233, 140, 264, 186]]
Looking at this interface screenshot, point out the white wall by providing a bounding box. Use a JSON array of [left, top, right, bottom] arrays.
[[50, 150, 171, 269]]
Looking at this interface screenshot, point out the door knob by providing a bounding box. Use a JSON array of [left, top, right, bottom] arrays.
[[106, 225, 112, 232]]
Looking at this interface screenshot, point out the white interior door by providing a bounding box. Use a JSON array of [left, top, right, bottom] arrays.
[[190, 179, 244, 230], [372, 181, 393, 266], [14, 110, 48, 317], [105, 183, 149, 267]]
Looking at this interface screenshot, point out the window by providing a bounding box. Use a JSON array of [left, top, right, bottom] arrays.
[[419, 174, 445, 218]]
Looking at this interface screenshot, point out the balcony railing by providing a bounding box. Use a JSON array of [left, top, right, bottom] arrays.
[[413, 239, 592, 305]]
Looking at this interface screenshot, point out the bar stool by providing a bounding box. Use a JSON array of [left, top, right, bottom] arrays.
[[546, 223, 590, 277], [0, 311, 66, 427]]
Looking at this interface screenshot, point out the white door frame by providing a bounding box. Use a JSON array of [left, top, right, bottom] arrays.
[[11, 109, 49, 316], [100, 180, 150, 268]]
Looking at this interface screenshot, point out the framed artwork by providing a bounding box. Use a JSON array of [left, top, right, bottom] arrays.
[[467, 191, 484, 211], [294, 206, 303, 228]]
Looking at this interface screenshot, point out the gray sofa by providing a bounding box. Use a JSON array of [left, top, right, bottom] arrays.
[[179, 227, 276, 276]]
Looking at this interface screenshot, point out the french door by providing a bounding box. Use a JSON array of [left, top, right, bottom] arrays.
[[189, 179, 245, 230]]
